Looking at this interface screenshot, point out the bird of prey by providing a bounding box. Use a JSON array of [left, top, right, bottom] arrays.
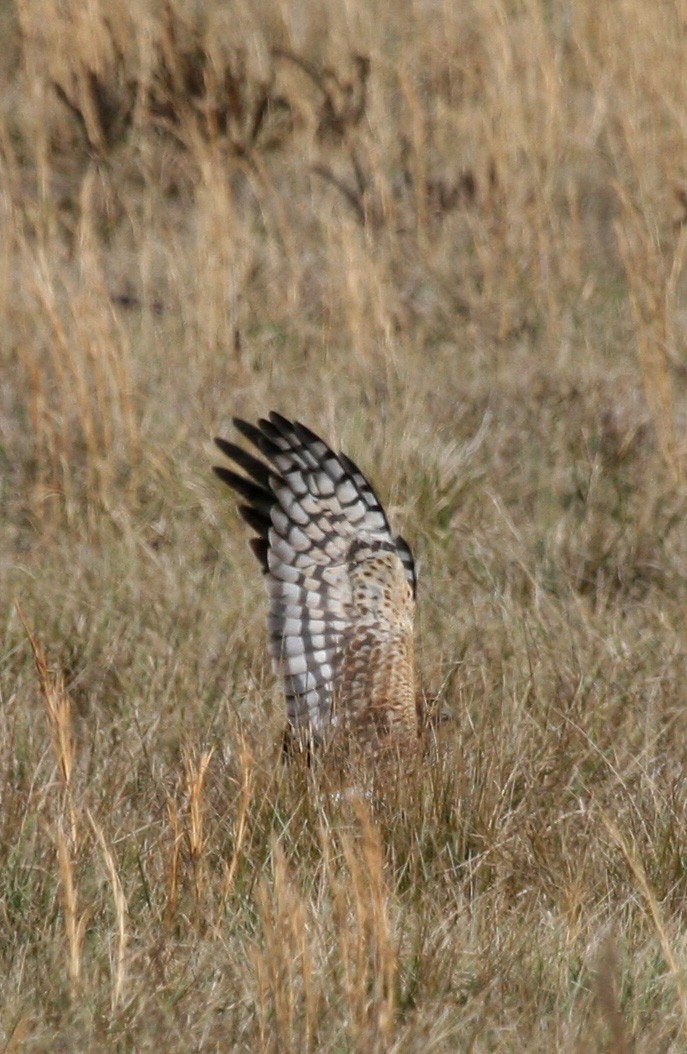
[[213, 413, 417, 757]]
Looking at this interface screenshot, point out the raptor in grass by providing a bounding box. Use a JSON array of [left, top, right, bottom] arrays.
[[213, 413, 418, 757]]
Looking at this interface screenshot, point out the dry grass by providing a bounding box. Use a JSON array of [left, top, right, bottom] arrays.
[[2, 0, 687, 1049]]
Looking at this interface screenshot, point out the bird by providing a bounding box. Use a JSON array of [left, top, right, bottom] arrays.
[[213, 412, 418, 759]]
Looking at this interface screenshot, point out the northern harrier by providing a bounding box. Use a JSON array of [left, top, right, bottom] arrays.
[[213, 413, 417, 756]]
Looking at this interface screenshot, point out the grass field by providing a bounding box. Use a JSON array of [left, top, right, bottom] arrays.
[[2, 0, 687, 1049]]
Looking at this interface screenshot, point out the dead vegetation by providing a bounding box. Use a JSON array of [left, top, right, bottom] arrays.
[[2, 0, 687, 1049]]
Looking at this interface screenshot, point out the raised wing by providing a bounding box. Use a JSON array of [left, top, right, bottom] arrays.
[[213, 412, 416, 745]]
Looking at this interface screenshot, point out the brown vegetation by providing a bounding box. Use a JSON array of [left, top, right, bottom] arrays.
[[2, 0, 687, 1048]]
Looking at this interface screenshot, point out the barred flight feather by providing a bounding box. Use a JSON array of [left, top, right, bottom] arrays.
[[213, 412, 417, 753]]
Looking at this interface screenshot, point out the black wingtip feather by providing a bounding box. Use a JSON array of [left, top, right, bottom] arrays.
[[213, 466, 273, 517], [218, 441, 273, 489], [238, 504, 270, 538], [232, 417, 267, 446], [250, 538, 270, 572], [233, 417, 284, 461], [293, 419, 328, 448], [214, 436, 234, 457], [267, 411, 293, 431], [256, 417, 284, 444]]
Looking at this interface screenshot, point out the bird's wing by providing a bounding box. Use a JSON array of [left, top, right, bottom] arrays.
[[213, 412, 415, 742]]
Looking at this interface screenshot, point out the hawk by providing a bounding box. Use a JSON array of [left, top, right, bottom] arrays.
[[213, 413, 417, 756]]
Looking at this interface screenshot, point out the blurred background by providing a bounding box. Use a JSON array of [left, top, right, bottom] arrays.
[[2, 1, 687, 1049]]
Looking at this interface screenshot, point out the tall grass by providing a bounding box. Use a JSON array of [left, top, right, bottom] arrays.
[[2, 0, 687, 1049]]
